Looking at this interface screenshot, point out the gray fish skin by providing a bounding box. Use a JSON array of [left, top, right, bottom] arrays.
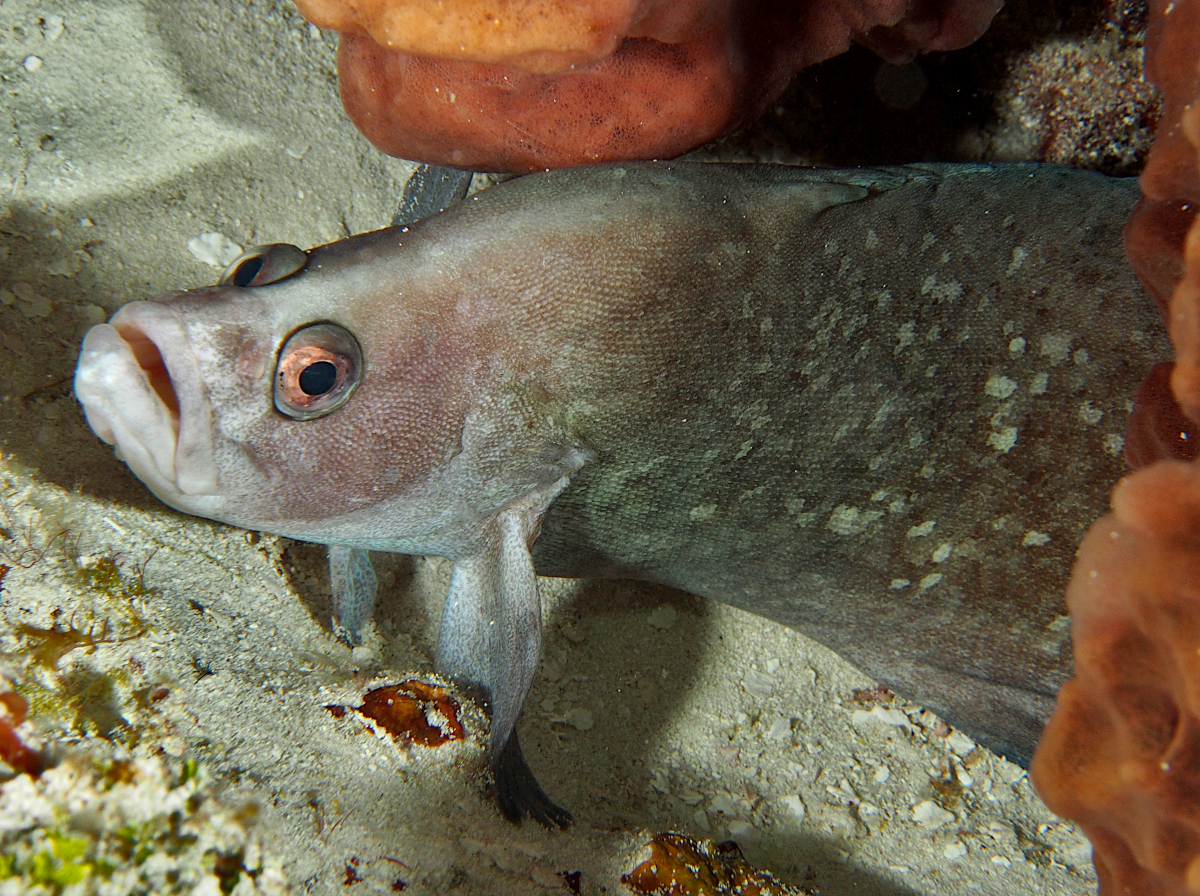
[[73, 162, 1164, 824]]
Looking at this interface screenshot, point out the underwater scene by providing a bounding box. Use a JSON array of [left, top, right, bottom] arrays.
[[0, 1, 1195, 894]]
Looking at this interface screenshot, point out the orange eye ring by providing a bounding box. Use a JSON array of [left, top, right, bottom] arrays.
[[274, 323, 362, 420]]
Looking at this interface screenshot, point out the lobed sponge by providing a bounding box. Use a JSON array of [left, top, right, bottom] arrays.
[[1125, 0, 1200, 425], [295, 0, 1004, 171], [1032, 462, 1200, 894], [1031, 1, 1200, 892]]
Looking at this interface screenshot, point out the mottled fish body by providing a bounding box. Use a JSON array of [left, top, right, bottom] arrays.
[[75, 162, 1162, 823]]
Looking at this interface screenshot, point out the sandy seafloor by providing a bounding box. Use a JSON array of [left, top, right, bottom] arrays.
[[0, 1, 1146, 893]]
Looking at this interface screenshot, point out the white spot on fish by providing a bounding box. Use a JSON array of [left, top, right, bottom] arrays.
[[1006, 247, 1028, 275], [932, 542, 953, 563], [908, 431, 925, 449], [990, 402, 1013, 431], [920, 276, 964, 303], [907, 520, 936, 538], [919, 573, 944, 591], [985, 376, 1018, 399], [924, 365, 938, 378], [1039, 333, 1073, 365], [1079, 401, 1104, 425], [1074, 349, 1090, 365], [1008, 337, 1027, 355], [869, 399, 894, 430], [734, 439, 754, 460], [865, 229, 880, 249], [868, 455, 885, 471], [1022, 531, 1051, 547], [1103, 434, 1125, 456], [1030, 373, 1050, 395], [890, 579, 911, 590], [926, 325, 941, 342], [827, 506, 884, 536], [740, 485, 765, 501], [787, 499, 818, 527], [921, 233, 937, 251], [895, 322, 916, 354], [871, 489, 889, 501], [689, 504, 717, 521], [988, 427, 1018, 453], [889, 499, 906, 514]]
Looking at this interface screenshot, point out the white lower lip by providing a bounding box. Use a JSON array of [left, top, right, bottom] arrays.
[[75, 302, 220, 499]]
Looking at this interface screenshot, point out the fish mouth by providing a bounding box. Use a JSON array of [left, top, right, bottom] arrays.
[[75, 301, 220, 501]]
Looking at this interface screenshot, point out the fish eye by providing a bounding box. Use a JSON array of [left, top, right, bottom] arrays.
[[220, 243, 308, 288], [274, 323, 362, 420]]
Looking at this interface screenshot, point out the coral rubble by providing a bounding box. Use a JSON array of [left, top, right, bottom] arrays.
[[0, 749, 290, 896]]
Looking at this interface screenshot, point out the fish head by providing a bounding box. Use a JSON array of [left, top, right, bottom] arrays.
[[74, 229, 580, 553]]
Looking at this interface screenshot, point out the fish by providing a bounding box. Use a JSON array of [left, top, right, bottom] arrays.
[[73, 161, 1165, 827]]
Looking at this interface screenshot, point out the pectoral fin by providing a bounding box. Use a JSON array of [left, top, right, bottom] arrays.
[[329, 545, 377, 647], [430, 444, 599, 827], [436, 506, 570, 827]]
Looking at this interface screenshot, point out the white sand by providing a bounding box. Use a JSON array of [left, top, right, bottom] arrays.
[[0, 2, 1100, 893]]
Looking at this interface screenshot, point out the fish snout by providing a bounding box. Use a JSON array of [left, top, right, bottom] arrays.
[[74, 301, 220, 500]]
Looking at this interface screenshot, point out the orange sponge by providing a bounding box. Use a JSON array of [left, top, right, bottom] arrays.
[[294, 0, 1004, 171], [1124, 0, 1200, 422], [1032, 462, 1200, 895], [294, 0, 720, 74], [1032, 2, 1200, 892]]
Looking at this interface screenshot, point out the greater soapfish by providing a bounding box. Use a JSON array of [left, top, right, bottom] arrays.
[[74, 162, 1163, 827]]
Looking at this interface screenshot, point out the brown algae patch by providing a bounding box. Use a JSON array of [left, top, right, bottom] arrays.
[[622, 832, 815, 895], [327, 680, 465, 748]]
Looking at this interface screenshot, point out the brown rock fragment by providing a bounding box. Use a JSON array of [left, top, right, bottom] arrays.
[[622, 832, 813, 896]]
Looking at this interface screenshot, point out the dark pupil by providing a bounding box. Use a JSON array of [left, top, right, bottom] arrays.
[[232, 256, 264, 287], [298, 360, 338, 396]]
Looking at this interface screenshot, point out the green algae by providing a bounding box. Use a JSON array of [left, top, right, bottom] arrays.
[[0, 753, 289, 895]]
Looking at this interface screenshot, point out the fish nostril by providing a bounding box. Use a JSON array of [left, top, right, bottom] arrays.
[[114, 324, 180, 418]]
